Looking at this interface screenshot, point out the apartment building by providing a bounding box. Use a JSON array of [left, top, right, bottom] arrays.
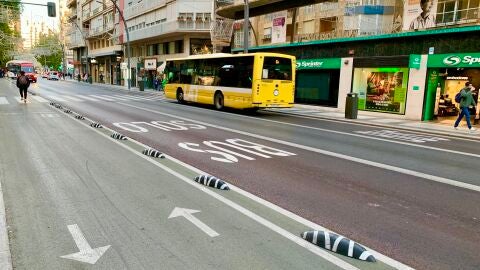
[[67, 0, 121, 84], [217, 0, 480, 121], [120, 0, 213, 88]]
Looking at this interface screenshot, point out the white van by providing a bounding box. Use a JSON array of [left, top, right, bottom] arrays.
[[48, 71, 59, 80]]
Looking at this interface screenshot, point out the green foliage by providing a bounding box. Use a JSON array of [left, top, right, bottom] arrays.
[[0, 0, 22, 67], [33, 32, 63, 70]]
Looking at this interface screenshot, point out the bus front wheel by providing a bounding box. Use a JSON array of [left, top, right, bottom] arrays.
[[214, 92, 224, 110], [176, 89, 184, 104]]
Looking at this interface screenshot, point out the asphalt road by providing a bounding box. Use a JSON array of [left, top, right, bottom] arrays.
[[2, 78, 480, 269]]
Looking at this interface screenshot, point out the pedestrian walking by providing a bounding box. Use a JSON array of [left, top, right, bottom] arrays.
[[16, 71, 30, 103], [454, 82, 477, 132]]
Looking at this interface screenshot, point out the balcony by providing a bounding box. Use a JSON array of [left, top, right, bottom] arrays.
[[87, 23, 114, 38], [127, 20, 211, 43], [67, 0, 76, 8], [67, 32, 86, 49], [124, 0, 167, 20], [216, 0, 327, 19]]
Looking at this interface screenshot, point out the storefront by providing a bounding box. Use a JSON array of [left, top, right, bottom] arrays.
[[423, 52, 480, 121], [351, 56, 410, 115], [295, 58, 341, 106]]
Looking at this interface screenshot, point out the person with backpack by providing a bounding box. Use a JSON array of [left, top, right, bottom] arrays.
[[454, 82, 476, 132], [16, 71, 30, 103]]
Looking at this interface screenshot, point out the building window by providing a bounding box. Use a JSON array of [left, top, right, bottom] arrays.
[[175, 40, 184, 54], [147, 44, 154, 56], [436, 0, 480, 24]]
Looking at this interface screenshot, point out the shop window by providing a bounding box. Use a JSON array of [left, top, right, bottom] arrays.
[[352, 67, 408, 114], [190, 38, 213, 55], [147, 44, 154, 56], [175, 40, 184, 54]]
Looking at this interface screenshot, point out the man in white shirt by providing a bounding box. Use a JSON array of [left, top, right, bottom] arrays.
[[409, 0, 436, 30]]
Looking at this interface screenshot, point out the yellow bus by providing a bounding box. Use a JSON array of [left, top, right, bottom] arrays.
[[163, 52, 296, 110]]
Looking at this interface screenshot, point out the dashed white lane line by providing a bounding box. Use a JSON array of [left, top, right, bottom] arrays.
[[120, 102, 480, 193]]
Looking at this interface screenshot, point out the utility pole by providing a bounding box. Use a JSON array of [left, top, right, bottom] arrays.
[[108, 0, 131, 90], [243, 0, 249, 54]]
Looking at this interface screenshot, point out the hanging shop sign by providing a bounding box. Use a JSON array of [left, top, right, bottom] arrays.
[[296, 58, 341, 70], [409, 54, 421, 69], [428, 53, 480, 68], [144, 58, 157, 70]]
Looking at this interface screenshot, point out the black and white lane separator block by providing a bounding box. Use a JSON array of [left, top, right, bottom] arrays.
[[142, 148, 164, 158], [301, 230, 376, 262], [55, 104, 62, 109], [194, 175, 230, 190], [49, 102, 56, 106], [75, 115, 85, 120], [90, 122, 103, 128], [64, 109, 72, 114], [111, 132, 127, 140]]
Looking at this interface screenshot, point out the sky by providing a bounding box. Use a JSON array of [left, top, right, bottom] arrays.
[[21, 0, 59, 37]]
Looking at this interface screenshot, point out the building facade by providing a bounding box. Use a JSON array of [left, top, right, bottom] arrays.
[[219, 0, 480, 121], [121, 0, 213, 88]]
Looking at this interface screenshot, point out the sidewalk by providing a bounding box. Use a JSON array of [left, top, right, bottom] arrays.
[[61, 79, 479, 138]]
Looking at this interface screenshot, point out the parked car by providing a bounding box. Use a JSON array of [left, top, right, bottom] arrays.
[[41, 72, 49, 78], [48, 71, 59, 80]]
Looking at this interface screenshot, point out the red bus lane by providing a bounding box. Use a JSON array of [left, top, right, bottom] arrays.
[[108, 116, 480, 270]]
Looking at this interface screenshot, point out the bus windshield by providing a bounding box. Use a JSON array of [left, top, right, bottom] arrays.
[[21, 66, 34, 73], [262, 57, 292, 80]]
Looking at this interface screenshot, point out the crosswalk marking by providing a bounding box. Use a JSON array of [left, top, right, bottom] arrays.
[[355, 129, 450, 143], [30, 96, 48, 103], [114, 94, 144, 100], [89, 95, 115, 101], [49, 96, 67, 102], [0, 94, 165, 105], [61, 95, 84, 102], [74, 95, 99, 101]]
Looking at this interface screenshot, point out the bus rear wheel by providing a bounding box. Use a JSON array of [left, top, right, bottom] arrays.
[[176, 89, 184, 104], [214, 92, 224, 110]]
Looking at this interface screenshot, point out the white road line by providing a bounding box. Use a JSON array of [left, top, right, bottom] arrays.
[[30, 96, 48, 103], [73, 95, 99, 101], [89, 95, 115, 101], [48, 96, 67, 102], [61, 96, 84, 102], [0, 97, 8, 105], [60, 112, 360, 270], [119, 102, 480, 193], [0, 177, 12, 270]]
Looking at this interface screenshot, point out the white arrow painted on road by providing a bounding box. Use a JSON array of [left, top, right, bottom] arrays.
[[60, 224, 111, 264], [168, 207, 219, 237]]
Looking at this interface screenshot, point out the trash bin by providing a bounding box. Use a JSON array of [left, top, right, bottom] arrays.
[[345, 93, 358, 119], [88, 76, 92, 84], [138, 79, 144, 91]]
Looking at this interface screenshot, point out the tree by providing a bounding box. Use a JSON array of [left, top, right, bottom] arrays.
[[0, 0, 21, 67], [33, 32, 63, 71]]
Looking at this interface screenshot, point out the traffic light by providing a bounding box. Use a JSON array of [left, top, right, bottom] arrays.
[[47, 2, 56, 17]]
